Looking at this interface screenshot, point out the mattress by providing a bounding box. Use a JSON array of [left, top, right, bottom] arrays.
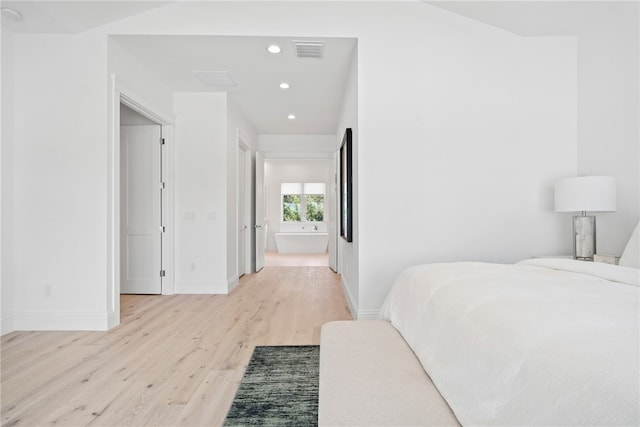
[[379, 258, 640, 425]]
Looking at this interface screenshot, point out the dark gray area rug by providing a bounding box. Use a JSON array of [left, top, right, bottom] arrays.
[[223, 345, 320, 426]]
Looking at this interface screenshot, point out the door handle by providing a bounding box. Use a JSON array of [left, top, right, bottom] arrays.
[[255, 224, 263, 229]]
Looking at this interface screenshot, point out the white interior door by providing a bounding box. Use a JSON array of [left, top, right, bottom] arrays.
[[121, 125, 162, 294], [255, 152, 266, 272]]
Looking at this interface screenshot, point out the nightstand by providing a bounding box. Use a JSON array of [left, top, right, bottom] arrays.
[[593, 254, 620, 265]]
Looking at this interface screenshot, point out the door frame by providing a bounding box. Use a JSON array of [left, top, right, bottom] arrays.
[[237, 131, 253, 277], [108, 76, 174, 329], [258, 154, 336, 268], [255, 152, 266, 272]]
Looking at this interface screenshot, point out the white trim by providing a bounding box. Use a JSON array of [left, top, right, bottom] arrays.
[[341, 276, 376, 319], [237, 128, 252, 151], [1, 312, 15, 336], [237, 132, 253, 276], [238, 128, 253, 275], [107, 73, 120, 330], [13, 311, 111, 331], [120, 94, 171, 126], [174, 281, 229, 295], [116, 79, 174, 126], [162, 125, 176, 296], [107, 309, 118, 330], [341, 275, 358, 319], [356, 309, 380, 320], [228, 275, 240, 293]]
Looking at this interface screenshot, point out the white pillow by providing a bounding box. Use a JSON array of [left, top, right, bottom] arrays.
[[619, 222, 640, 268]]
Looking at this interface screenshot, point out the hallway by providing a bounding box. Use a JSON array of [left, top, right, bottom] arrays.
[[264, 251, 329, 267]]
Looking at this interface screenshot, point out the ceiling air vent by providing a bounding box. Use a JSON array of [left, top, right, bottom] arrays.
[[294, 41, 324, 59], [193, 71, 236, 87]]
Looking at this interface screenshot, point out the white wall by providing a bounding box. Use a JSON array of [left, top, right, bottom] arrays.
[[11, 32, 110, 330], [259, 135, 335, 158], [354, 4, 577, 316], [2, 27, 16, 334], [109, 37, 174, 122], [173, 92, 229, 294], [335, 47, 359, 315], [263, 158, 332, 251], [105, 1, 581, 317], [577, 2, 640, 255], [3, 1, 588, 331]]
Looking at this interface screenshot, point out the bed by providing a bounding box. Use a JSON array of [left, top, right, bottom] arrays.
[[378, 224, 639, 426]]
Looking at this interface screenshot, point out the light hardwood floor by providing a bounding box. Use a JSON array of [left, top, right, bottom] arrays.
[[264, 251, 329, 267], [1, 266, 352, 426]]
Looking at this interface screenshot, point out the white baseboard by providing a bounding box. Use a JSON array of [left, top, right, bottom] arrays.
[[356, 309, 380, 320], [107, 309, 119, 330], [340, 277, 379, 320], [1, 312, 15, 335], [227, 275, 240, 293], [340, 276, 358, 319], [12, 311, 111, 331], [174, 280, 228, 294]]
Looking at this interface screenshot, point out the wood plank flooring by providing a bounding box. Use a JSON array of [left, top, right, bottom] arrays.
[[264, 252, 329, 267], [1, 266, 352, 426]]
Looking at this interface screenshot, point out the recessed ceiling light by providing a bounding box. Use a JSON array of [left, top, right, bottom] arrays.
[[267, 44, 281, 54], [288, 114, 296, 120], [279, 82, 290, 89]]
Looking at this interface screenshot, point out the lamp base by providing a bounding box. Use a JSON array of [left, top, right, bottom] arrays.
[[573, 215, 596, 261]]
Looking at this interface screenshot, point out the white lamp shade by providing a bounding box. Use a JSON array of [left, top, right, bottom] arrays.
[[554, 176, 616, 213]]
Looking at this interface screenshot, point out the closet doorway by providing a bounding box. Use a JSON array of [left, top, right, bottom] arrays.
[[120, 103, 163, 294]]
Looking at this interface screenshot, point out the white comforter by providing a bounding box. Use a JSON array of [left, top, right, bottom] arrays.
[[379, 259, 640, 426]]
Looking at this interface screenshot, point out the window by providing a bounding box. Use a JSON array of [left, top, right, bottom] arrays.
[[282, 193, 301, 221], [305, 194, 324, 221], [281, 183, 325, 222]]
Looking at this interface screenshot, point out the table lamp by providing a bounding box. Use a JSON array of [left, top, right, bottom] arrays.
[[554, 176, 616, 260]]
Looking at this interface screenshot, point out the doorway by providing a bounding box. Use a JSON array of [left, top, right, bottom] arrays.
[[237, 140, 252, 277], [260, 157, 335, 269], [120, 103, 164, 294]]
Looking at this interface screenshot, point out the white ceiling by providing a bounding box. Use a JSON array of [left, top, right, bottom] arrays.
[[2, 1, 624, 134], [1, 1, 171, 33], [426, 1, 620, 37], [113, 35, 357, 134]]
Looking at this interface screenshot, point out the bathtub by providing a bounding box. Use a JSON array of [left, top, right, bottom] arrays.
[[274, 232, 329, 254]]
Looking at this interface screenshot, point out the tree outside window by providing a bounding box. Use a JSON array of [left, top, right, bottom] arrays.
[[305, 194, 324, 221], [283, 194, 301, 221], [281, 183, 325, 222]]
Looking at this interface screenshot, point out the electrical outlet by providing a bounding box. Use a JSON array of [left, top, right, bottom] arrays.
[[44, 284, 53, 298], [190, 262, 196, 271]]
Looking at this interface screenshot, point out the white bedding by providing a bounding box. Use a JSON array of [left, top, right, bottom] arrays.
[[379, 259, 640, 426]]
